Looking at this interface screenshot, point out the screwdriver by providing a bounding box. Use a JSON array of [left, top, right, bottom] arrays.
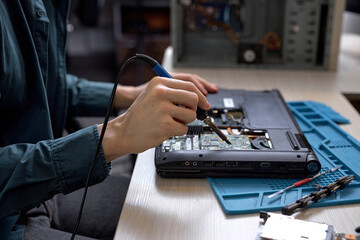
[[137, 54, 231, 144], [268, 166, 341, 198]]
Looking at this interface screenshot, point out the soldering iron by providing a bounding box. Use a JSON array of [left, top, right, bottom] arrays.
[[136, 54, 231, 144]]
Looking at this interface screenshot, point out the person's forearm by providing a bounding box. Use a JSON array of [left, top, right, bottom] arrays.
[[0, 126, 110, 218]]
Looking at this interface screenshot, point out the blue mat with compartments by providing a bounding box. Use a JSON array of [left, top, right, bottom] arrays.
[[208, 101, 360, 215]]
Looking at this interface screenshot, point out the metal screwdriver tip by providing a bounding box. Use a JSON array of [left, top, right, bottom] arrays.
[[204, 117, 232, 145]]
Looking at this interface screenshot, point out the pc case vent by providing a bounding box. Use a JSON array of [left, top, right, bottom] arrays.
[[283, 0, 320, 65]]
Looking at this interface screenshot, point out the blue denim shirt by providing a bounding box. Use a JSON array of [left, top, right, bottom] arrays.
[[0, 1, 114, 239]]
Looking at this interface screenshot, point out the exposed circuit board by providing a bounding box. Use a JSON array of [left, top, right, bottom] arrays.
[[162, 128, 271, 152]]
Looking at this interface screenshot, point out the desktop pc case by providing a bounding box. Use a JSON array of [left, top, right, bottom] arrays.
[[171, 0, 345, 70], [155, 89, 321, 178]]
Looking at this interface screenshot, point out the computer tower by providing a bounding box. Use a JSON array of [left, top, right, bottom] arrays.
[[171, 0, 345, 70]]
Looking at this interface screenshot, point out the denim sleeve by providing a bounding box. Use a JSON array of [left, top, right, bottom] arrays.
[[66, 74, 115, 117], [0, 125, 111, 219]]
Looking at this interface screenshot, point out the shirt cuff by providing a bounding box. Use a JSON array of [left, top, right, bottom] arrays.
[[50, 125, 111, 194]]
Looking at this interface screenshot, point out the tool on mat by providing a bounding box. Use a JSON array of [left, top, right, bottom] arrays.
[[136, 54, 231, 144], [259, 211, 360, 240], [259, 211, 334, 240], [268, 166, 342, 199], [281, 175, 355, 215]]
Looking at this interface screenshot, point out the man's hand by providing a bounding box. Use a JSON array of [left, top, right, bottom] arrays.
[[113, 72, 218, 110], [99, 77, 211, 162]]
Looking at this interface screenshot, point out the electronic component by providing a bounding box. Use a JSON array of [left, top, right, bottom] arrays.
[[183, 1, 244, 35], [237, 43, 264, 64], [250, 136, 270, 150], [162, 128, 268, 152], [193, 135, 199, 150], [262, 32, 281, 51], [259, 212, 334, 240], [259, 212, 360, 240], [334, 233, 360, 240]]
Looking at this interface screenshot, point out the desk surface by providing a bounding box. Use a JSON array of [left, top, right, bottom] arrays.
[[114, 34, 360, 240]]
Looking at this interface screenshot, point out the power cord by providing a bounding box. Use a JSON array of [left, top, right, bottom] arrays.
[[70, 55, 137, 240]]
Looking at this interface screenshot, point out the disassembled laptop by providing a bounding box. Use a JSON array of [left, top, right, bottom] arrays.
[[155, 90, 321, 178]]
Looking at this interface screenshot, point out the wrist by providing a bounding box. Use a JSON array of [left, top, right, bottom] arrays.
[[97, 117, 129, 162], [113, 86, 138, 110]]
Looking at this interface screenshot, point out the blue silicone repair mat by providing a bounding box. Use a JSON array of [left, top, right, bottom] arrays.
[[208, 101, 360, 215]]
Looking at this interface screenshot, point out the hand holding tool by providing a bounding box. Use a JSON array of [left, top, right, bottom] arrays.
[[137, 54, 231, 144]]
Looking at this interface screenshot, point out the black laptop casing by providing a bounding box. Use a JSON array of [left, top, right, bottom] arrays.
[[155, 89, 320, 178]]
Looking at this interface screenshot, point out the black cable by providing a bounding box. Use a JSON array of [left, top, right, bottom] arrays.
[[70, 55, 137, 240]]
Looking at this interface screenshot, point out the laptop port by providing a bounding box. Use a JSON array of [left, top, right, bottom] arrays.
[[225, 161, 239, 167], [184, 161, 190, 166], [238, 163, 251, 169], [215, 162, 225, 167], [203, 161, 213, 167]]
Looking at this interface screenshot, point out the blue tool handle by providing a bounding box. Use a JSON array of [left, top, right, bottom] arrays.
[[152, 63, 173, 78]]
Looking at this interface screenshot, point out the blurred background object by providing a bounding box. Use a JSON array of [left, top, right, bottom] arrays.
[[346, 0, 360, 14], [67, 0, 116, 84], [66, 0, 359, 86], [67, 0, 170, 86], [343, 0, 360, 34], [113, 0, 170, 85], [171, 0, 345, 70]]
